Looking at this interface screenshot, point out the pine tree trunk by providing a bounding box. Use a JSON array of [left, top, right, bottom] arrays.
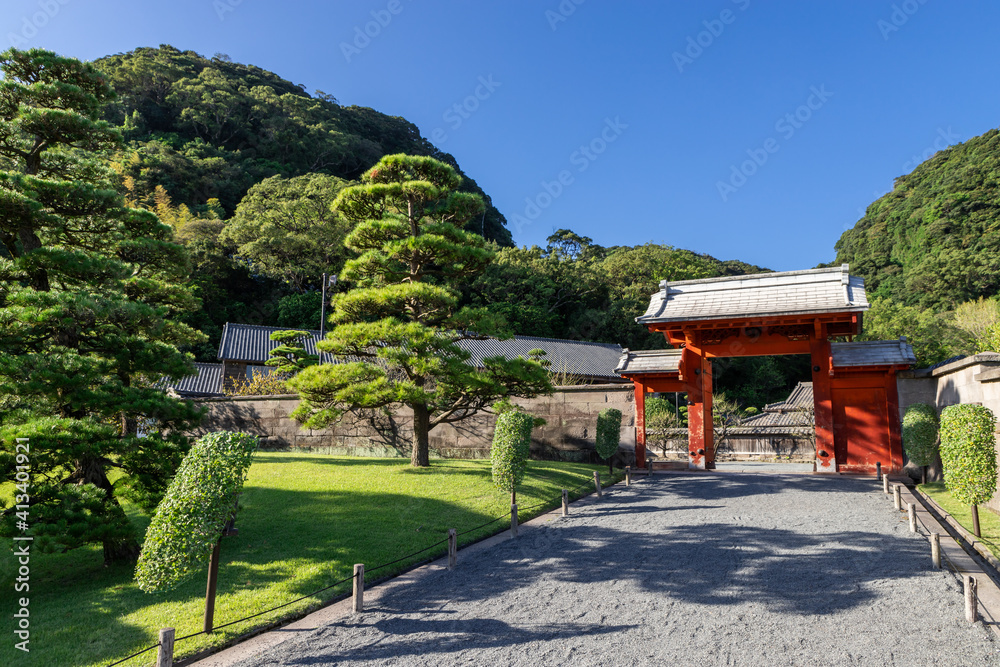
[[411, 402, 431, 467], [76, 458, 141, 564]]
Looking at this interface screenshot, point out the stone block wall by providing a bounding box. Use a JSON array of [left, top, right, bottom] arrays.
[[190, 384, 636, 463]]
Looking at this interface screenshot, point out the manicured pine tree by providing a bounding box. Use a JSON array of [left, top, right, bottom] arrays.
[[0, 49, 204, 563], [289, 154, 552, 466]]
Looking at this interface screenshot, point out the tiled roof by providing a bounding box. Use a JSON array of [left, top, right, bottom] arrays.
[[614, 349, 682, 376], [741, 382, 816, 430], [761, 382, 814, 412], [637, 265, 868, 324], [830, 339, 916, 368], [160, 362, 224, 397], [216, 323, 625, 380]]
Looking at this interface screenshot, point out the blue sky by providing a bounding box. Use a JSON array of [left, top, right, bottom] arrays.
[[8, 0, 1000, 270]]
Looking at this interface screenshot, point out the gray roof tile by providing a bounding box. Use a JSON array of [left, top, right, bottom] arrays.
[[830, 339, 916, 367], [614, 349, 682, 375]]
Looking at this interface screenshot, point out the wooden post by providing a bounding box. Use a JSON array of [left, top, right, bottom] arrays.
[[352, 564, 364, 612], [883, 474, 890, 494], [893, 484, 902, 511], [972, 505, 981, 538], [647, 459, 653, 477], [561, 489, 568, 517], [447, 529, 457, 570], [510, 503, 518, 537], [156, 627, 175, 667], [204, 540, 222, 633], [931, 532, 941, 569], [908, 503, 917, 533], [625, 466, 631, 486], [594, 471, 602, 498], [965, 575, 978, 623], [876, 461, 882, 481]]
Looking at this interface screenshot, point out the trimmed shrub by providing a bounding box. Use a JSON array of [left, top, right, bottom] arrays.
[[902, 403, 939, 467], [940, 404, 997, 507], [596, 408, 623, 462], [491, 410, 534, 499], [135, 431, 259, 592]]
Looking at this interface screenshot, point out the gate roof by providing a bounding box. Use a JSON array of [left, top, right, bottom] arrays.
[[637, 265, 868, 325]]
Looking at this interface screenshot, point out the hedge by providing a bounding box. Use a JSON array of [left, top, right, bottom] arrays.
[[902, 403, 939, 467], [940, 404, 997, 507], [596, 408, 622, 461], [135, 431, 259, 592], [491, 410, 534, 497]]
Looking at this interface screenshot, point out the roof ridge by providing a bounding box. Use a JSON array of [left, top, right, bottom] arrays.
[[661, 265, 846, 289]]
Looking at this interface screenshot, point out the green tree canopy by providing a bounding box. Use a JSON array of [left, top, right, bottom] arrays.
[[0, 48, 205, 563], [289, 154, 552, 466]]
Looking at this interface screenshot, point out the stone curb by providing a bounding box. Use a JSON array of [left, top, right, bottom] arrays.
[[914, 487, 1000, 576]]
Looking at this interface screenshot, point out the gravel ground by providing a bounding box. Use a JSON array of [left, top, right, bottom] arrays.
[[232, 473, 999, 666]]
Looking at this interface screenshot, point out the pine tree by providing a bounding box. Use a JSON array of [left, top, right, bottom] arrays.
[[0, 49, 205, 563], [289, 154, 551, 466]]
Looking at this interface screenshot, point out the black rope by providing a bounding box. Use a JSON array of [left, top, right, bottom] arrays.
[[105, 642, 160, 666], [456, 509, 511, 537], [365, 536, 450, 576], [208, 573, 356, 634]]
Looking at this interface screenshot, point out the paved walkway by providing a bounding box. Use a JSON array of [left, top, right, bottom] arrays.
[[207, 473, 999, 666]]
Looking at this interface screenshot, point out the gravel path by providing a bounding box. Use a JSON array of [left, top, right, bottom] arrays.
[[232, 473, 999, 666]]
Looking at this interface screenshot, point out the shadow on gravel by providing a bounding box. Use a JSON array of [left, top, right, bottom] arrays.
[[659, 472, 877, 502]]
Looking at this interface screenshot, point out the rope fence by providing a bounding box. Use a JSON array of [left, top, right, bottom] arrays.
[[105, 466, 630, 666]]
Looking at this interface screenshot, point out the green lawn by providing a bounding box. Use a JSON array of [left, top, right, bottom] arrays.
[[918, 482, 1000, 559], [1, 454, 622, 667]]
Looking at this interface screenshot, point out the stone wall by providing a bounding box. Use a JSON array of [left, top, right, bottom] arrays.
[[897, 354, 1000, 514], [191, 384, 636, 463]]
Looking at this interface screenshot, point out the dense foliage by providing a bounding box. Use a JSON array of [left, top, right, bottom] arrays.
[[135, 431, 259, 592], [901, 403, 939, 468], [289, 155, 552, 466], [595, 408, 623, 469], [0, 49, 204, 563], [939, 404, 997, 507], [491, 410, 534, 502]]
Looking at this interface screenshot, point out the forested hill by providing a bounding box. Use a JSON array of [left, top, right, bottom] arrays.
[[835, 128, 1000, 311], [94, 45, 512, 244]]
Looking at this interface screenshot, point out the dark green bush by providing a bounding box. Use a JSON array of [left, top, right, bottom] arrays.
[[596, 408, 623, 461], [491, 410, 533, 497], [135, 431, 259, 592], [902, 403, 939, 467], [940, 404, 997, 506]]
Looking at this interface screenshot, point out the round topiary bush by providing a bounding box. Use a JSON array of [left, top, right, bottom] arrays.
[[940, 404, 997, 536], [135, 431, 259, 592], [596, 408, 623, 474], [902, 403, 939, 481], [491, 410, 534, 504]]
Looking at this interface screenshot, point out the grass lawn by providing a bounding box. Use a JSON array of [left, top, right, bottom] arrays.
[[918, 482, 1000, 559], [0, 454, 622, 667]]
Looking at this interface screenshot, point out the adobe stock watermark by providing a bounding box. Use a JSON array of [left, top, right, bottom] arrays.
[[340, 0, 407, 63], [673, 0, 751, 73], [12, 437, 32, 653], [510, 117, 627, 234], [716, 85, 834, 202], [428, 75, 501, 145], [901, 126, 960, 173], [7, 0, 71, 48], [877, 0, 931, 40], [546, 0, 586, 31], [213, 0, 242, 22]]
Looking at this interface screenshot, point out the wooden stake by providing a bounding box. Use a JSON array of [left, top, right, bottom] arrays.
[[510, 503, 518, 537], [883, 474, 890, 494], [594, 471, 602, 498], [647, 459, 653, 477], [447, 529, 457, 570], [625, 466, 631, 486], [876, 461, 882, 481], [156, 627, 175, 667], [908, 503, 917, 533], [965, 575, 978, 623], [893, 484, 902, 511], [931, 532, 941, 569], [561, 489, 568, 517], [204, 540, 221, 633], [972, 505, 981, 538], [352, 563, 364, 613]]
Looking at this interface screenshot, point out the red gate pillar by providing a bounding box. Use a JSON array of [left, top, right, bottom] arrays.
[[633, 380, 647, 468], [885, 370, 903, 474], [683, 341, 714, 470], [810, 326, 836, 472]]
